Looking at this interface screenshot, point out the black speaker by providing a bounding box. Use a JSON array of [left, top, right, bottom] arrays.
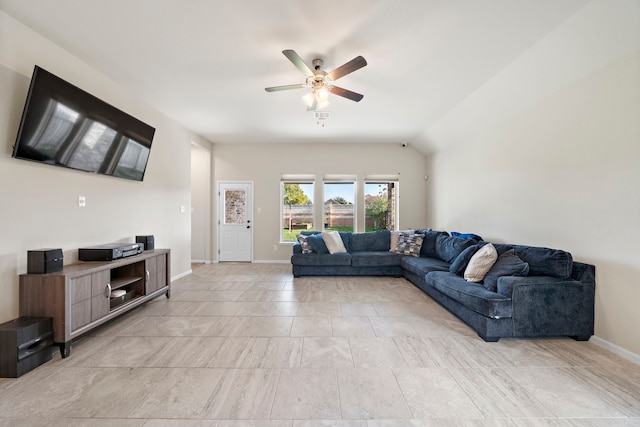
[[27, 249, 63, 274], [136, 235, 154, 250], [0, 317, 53, 378]]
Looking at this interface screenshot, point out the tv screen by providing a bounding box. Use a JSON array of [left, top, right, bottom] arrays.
[[12, 66, 155, 181]]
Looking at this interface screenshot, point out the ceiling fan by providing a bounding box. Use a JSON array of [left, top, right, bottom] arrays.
[[265, 49, 367, 111]]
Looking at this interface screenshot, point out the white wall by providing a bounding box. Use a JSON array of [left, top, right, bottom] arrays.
[[0, 11, 210, 324], [212, 142, 430, 262], [419, 1, 640, 356], [191, 143, 213, 263]]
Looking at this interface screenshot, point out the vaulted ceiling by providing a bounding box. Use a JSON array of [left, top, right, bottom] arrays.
[[0, 0, 589, 151]]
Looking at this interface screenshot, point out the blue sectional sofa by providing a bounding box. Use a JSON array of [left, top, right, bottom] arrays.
[[291, 229, 595, 342]]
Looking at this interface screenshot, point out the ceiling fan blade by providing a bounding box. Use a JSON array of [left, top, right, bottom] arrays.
[[329, 86, 364, 102], [327, 56, 367, 81], [265, 83, 307, 92], [282, 49, 313, 77]]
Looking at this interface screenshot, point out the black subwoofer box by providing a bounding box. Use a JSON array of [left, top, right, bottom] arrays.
[[27, 248, 63, 274], [0, 317, 53, 378], [136, 235, 154, 250]]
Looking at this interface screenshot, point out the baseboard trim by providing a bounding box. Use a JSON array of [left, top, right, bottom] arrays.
[[171, 269, 192, 281], [191, 259, 216, 264], [252, 259, 290, 264], [590, 335, 640, 366]]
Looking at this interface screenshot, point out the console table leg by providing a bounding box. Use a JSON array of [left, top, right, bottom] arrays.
[[60, 342, 71, 358]]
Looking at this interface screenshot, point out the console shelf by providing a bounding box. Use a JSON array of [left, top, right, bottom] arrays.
[[19, 249, 170, 358], [110, 276, 141, 290]]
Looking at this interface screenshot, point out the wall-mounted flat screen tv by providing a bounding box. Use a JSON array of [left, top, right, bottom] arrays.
[[12, 66, 155, 181]]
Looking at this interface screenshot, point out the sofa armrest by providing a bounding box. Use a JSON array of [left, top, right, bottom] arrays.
[[497, 275, 594, 338], [571, 261, 596, 285], [496, 275, 581, 298]]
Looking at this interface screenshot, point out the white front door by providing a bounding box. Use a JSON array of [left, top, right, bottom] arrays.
[[218, 182, 253, 262]]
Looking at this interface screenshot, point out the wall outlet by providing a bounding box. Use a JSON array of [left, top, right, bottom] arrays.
[[179, 205, 186, 213], [78, 196, 86, 207]]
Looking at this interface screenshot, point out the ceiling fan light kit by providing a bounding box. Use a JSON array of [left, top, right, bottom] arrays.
[[265, 49, 367, 112]]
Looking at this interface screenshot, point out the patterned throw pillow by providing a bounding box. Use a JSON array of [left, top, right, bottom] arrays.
[[390, 229, 414, 252], [297, 234, 313, 254], [394, 232, 424, 257]]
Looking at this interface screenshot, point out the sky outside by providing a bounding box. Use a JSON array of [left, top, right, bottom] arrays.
[[296, 183, 386, 204]]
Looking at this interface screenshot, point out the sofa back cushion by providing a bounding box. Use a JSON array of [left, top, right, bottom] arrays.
[[493, 243, 573, 279], [338, 232, 352, 252], [417, 230, 449, 258], [350, 230, 391, 252], [435, 234, 476, 263]]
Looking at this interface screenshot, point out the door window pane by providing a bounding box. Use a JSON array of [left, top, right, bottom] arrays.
[[224, 190, 246, 224]]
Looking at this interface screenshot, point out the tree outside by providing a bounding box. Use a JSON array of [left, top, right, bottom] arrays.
[[283, 183, 312, 240], [365, 183, 390, 231]]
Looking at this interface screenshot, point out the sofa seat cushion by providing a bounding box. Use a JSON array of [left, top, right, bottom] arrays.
[[426, 271, 513, 319], [351, 251, 402, 267], [291, 253, 352, 267], [401, 256, 450, 277]]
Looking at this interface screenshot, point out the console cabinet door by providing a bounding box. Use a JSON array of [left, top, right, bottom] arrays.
[[91, 270, 111, 321], [70, 275, 92, 332], [145, 254, 167, 294]]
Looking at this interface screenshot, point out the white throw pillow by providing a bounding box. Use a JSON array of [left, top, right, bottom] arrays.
[[390, 229, 414, 252], [322, 231, 347, 254], [464, 243, 498, 283]]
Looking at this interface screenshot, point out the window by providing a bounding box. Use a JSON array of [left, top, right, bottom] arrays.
[[365, 181, 397, 231], [280, 174, 398, 240], [281, 180, 314, 242], [323, 178, 355, 232]]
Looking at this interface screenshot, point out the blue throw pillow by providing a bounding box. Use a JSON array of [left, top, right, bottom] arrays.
[[306, 233, 329, 254], [449, 245, 480, 275], [483, 249, 530, 292], [451, 231, 483, 242]]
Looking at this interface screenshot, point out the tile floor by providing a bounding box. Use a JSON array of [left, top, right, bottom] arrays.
[[1, 262, 639, 426]]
